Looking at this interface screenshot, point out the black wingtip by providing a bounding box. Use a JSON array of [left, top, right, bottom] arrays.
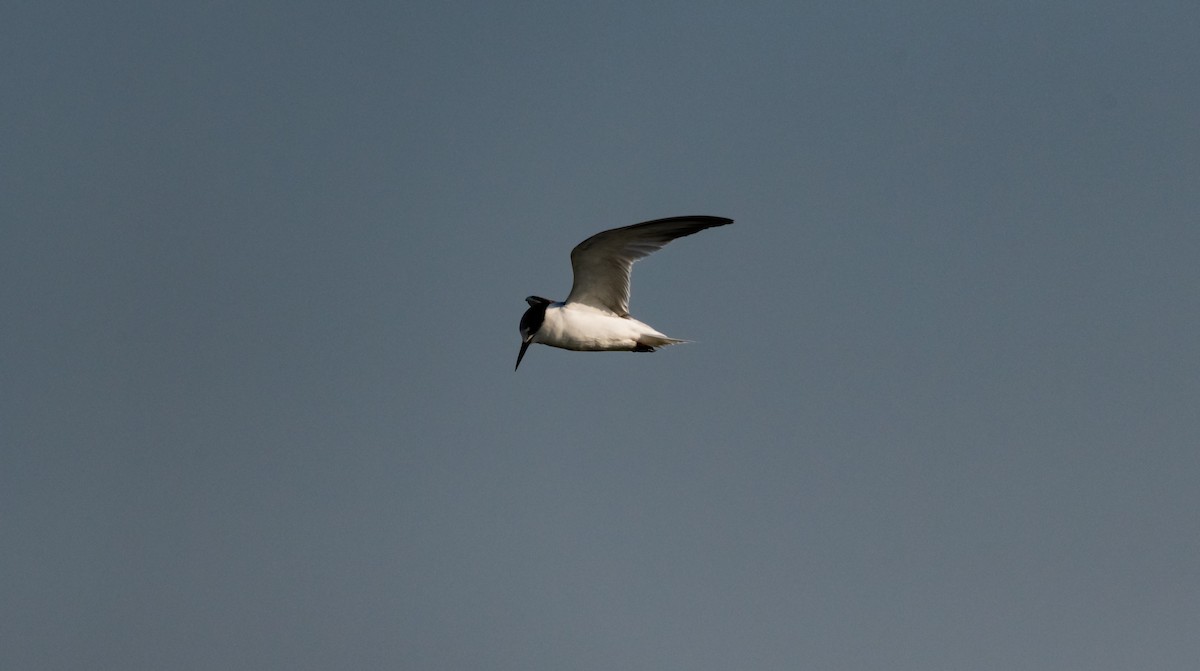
[[637, 215, 733, 227]]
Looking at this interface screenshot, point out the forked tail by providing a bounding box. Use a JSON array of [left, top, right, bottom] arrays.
[[634, 335, 690, 351]]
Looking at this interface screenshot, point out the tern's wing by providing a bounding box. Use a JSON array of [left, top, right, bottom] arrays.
[[564, 215, 733, 316]]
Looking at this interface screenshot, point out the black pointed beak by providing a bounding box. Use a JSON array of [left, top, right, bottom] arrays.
[[515, 337, 533, 371]]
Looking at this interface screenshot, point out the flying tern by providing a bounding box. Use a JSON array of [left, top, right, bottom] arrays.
[[515, 215, 733, 370]]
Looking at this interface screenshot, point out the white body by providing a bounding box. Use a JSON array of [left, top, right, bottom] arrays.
[[534, 302, 682, 351]]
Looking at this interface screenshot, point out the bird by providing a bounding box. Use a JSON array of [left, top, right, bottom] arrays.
[[515, 215, 733, 370]]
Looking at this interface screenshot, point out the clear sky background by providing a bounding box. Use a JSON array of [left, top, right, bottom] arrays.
[[4, 2, 1199, 669]]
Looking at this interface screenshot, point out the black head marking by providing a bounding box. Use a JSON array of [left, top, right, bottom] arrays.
[[516, 297, 554, 371], [519, 297, 552, 339]]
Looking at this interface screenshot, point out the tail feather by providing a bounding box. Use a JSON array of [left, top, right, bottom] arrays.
[[635, 335, 690, 350]]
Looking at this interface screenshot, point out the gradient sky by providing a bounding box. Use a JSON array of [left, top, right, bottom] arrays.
[[4, 2, 1199, 669]]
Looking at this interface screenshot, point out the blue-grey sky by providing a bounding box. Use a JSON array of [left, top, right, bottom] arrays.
[[4, 2, 1199, 669]]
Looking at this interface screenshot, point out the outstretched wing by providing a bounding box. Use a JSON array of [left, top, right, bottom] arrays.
[[564, 216, 733, 316]]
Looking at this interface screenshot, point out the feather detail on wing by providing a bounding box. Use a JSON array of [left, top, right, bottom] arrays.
[[564, 216, 733, 316]]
